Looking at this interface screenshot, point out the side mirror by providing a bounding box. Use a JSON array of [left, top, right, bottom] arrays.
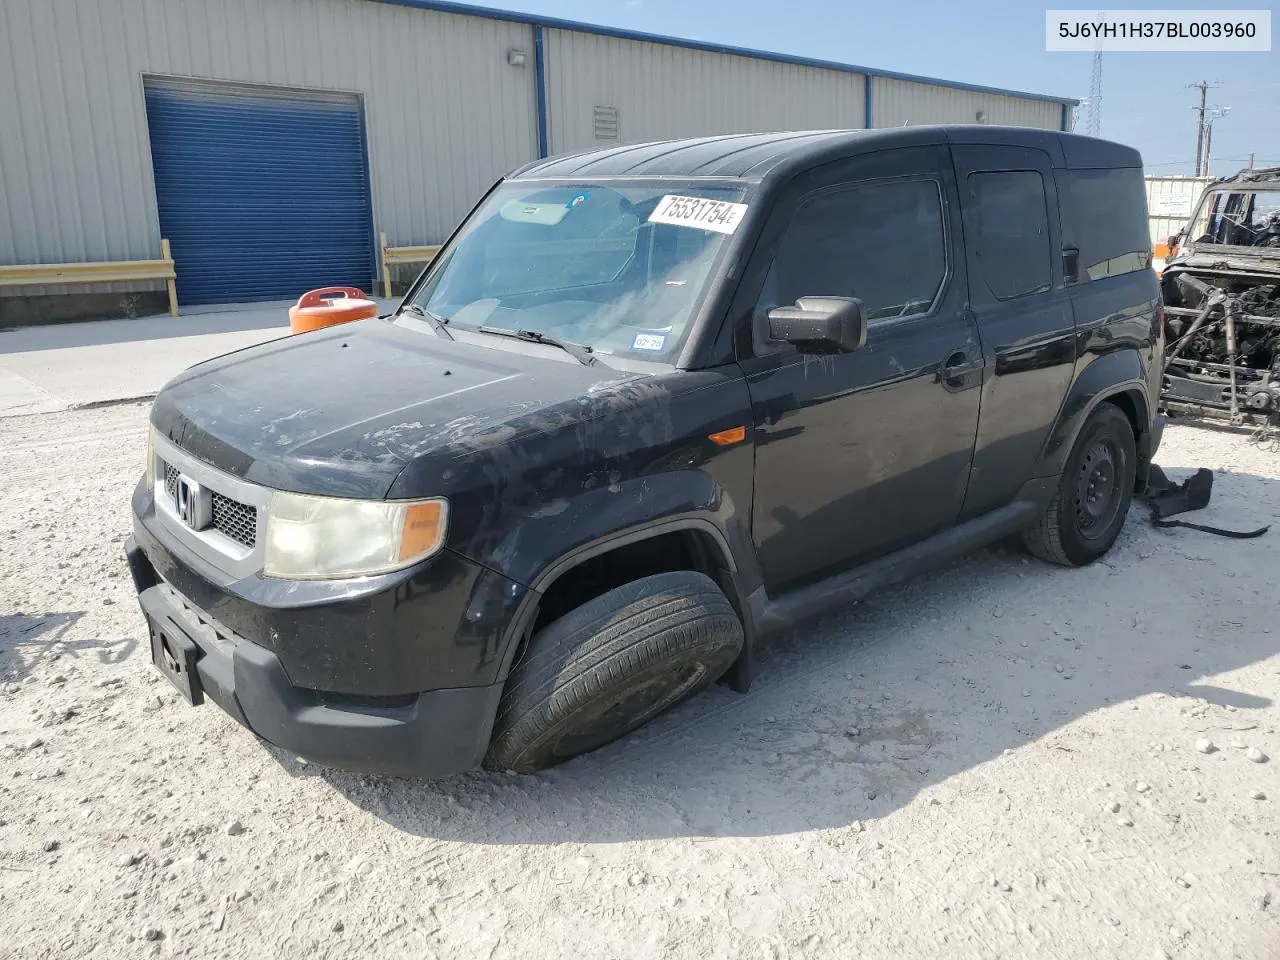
[[767, 297, 867, 354]]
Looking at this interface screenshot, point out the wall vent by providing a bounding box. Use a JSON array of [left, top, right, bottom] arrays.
[[593, 105, 620, 142]]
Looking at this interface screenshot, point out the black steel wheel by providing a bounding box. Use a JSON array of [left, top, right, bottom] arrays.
[[1073, 432, 1125, 541], [1023, 404, 1137, 567]]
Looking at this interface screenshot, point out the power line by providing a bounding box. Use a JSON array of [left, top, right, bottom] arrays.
[[1141, 157, 1277, 172]]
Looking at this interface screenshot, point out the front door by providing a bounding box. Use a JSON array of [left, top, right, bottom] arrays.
[[737, 145, 984, 592]]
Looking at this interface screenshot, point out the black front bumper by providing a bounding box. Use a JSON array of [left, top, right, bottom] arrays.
[[126, 536, 504, 777]]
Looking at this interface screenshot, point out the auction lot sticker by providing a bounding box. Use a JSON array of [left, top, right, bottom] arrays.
[[649, 195, 749, 234]]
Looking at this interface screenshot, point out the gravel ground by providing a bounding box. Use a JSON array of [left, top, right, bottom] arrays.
[[1, 403, 1278, 960]]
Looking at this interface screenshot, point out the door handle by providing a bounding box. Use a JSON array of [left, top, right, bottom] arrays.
[[1062, 246, 1080, 284], [937, 352, 983, 390]]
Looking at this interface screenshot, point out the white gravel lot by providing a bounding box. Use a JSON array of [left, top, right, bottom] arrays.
[[1, 403, 1278, 960]]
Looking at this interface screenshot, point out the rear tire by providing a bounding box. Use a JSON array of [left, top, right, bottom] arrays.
[[1023, 403, 1136, 567], [485, 571, 744, 773]]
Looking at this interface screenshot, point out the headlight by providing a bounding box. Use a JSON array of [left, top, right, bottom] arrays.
[[145, 426, 156, 486], [263, 492, 448, 580]]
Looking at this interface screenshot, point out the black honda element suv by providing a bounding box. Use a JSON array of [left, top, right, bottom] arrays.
[[126, 127, 1165, 776]]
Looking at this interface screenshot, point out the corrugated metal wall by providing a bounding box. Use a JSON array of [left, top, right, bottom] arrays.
[[0, 0, 1070, 304], [1145, 175, 1213, 243], [873, 77, 1062, 130], [544, 30, 867, 154], [0, 0, 538, 296]]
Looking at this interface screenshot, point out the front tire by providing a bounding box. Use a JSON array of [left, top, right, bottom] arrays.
[[1023, 403, 1137, 567], [485, 571, 744, 773]]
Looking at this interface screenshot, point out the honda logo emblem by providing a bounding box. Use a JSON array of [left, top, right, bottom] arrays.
[[175, 475, 212, 530]]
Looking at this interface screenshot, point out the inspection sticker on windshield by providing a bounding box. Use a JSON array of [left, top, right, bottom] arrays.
[[648, 195, 748, 234], [631, 332, 668, 352]]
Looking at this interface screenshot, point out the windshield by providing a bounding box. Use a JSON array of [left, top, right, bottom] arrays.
[[404, 181, 750, 361], [1186, 187, 1280, 250]]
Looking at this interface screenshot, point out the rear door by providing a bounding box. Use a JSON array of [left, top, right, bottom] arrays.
[[1055, 165, 1162, 420], [950, 145, 1077, 519], [736, 144, 983, 591]]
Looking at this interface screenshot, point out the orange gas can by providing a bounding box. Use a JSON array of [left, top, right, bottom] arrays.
[[288, 287, 379, 334]]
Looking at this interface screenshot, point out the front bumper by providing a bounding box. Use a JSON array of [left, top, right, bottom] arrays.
[[131, 476, 527, 696], [127, 536, 502, 776]]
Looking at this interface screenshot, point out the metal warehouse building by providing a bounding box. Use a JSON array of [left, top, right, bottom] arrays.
[[0, 0, 1076, 322]]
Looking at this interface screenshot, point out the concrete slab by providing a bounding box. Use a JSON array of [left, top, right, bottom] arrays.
[[0, 297, 400, 418], [0, 367, 66, 417]]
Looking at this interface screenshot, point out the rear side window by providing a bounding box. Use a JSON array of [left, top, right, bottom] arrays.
[[1058, 167, 1152, 279], [967, 171, 1053, 301], [767, 179, 947, 323]]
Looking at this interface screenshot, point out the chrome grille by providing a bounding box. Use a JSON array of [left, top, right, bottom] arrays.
[[159, 458, 258, 549], [211, 492, 257, 548]]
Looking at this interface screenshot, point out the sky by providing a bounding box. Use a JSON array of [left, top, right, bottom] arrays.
[[484, 0, 1279, 176]]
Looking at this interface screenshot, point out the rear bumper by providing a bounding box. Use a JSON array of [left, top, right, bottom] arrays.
[[1150, 413, 1167, 458], [127, 536, 501, 777], [1137, 412, 1168, 494]]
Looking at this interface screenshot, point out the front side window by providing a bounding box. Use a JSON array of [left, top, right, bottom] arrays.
[[761, 179, 948, 325], [405, 181, 751, 360], [968, 171, 1053, 301], [1187, 188, 1280, 251]]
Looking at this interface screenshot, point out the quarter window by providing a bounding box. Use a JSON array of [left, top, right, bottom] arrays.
[[764, 179, 948, 324], [968, 171, 1053, 300], [1058, 167, 1151, 278]]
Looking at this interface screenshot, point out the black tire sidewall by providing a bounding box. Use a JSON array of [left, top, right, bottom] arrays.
[[511, 633, 735, 769], [1056, 406, 1137, 565], [486, 571, 743, 773]]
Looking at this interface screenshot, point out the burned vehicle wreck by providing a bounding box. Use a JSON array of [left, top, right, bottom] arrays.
[[1160, 166, 1280, 425]]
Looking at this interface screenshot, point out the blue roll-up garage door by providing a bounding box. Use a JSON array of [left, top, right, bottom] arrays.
[[144, 77, 375, 304]]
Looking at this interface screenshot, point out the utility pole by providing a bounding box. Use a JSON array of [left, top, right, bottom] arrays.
[[1190, 81, 1208, 175], [1201, 106, 1230, 177], [1187, 80, 1221, 175], [1247, 152, 1255, 169]]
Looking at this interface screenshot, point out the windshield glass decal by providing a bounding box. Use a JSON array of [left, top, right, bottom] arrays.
[[648, 195, 749, 235], [500, 200, 572, 226], [631, 331, 668, 352]]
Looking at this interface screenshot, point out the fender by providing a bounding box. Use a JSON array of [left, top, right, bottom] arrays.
[[487, 470, 763, 686], [1035, 348, 1151, 479]]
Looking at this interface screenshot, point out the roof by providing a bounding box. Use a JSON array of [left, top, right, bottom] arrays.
[[371, 0, 1078, 107], [513, 130, 877, 180], [1212, 166, 1280, 187], [510, 127, 1140, 181]]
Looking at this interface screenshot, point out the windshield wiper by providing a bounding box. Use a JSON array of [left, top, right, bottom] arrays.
[[477, 326, 598, 366], [399, 302, 453, 340]]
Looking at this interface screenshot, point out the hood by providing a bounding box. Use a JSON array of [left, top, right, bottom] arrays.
[[1170, 247, 1280, 276], [151, 317, 640, 499]]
